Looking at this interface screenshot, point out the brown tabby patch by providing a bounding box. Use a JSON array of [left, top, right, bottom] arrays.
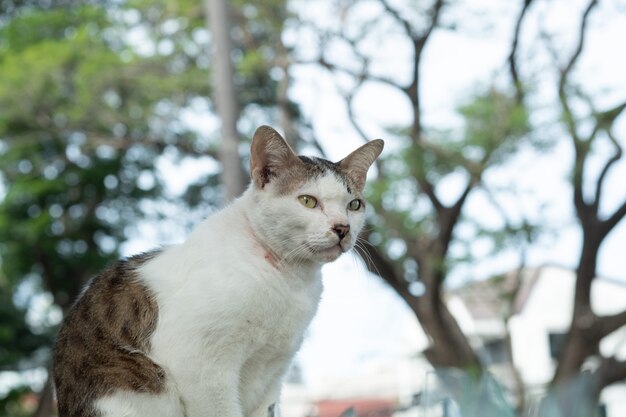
[[272, 155, 360, 197], [53, 251, 164, 417]]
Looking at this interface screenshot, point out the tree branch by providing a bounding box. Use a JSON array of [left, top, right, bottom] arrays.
[[313, 56, 406, 92], [421, 0, 445, 43], [309, 0, 447, 211], [404, 0, 445, 142], [594, 127, 623, 210], [603, 196, 626, 238], [595, 356, 626, 392], [594, 308, 626, 340], [508, 0, 535, 103], [420, 179, 444, 213], [399, 0, 446, 209], [559, 0, 598, 95], [343, 89, 369, 143], [379, 0, 416, 39], [558, 0, 598, 143], [558, 0, 598, 218], [438, 178, 477, 256]]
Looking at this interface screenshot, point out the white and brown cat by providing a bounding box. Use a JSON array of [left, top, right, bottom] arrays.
[[53, 126, 384, 417]]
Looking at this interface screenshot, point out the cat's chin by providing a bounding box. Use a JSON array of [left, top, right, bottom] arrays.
[[311, 244, 344, 263]]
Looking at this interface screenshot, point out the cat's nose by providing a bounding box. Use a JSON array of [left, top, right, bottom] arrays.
[[332, 224, 350, 240]]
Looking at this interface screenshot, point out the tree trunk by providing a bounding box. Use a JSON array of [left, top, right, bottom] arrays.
[[204, 0, 245, 200], [415, 281, 481, 369], [31, 366, 54, 417], [276, 43, 298, 150], [553, 236, 600, 385]]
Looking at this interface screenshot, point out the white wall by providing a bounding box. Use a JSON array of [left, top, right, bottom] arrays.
[[508, 267, 626, 416]]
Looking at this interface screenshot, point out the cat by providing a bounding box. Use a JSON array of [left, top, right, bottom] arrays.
[[53, 125, 384, 417]]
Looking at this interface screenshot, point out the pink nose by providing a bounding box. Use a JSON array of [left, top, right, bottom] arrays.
[[332, 224, 350, 240]]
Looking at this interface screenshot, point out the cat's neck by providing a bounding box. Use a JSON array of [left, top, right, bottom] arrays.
[[240, 189, 317, 272], [243, 209, 280, 269], [217, 188, 323, 277]]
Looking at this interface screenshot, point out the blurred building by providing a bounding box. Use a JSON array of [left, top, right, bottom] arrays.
[[281, 355, 432, 417], [448, 265, 626, 417], [313, 398, 395, 417], [282, 265, 626, 417]]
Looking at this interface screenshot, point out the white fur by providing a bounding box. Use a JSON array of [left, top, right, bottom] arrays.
[[95, 385, 185, 417], [95, 172, 367, 417]]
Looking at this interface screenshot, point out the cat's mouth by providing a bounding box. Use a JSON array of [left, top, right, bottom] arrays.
[[310, 242, 346, 260]]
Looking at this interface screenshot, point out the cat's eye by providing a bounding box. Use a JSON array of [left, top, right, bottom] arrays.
[[298, 195, 318, 209], [348, 199, 362, 211]]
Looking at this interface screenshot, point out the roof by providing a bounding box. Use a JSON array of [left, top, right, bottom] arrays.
[[448, 268, 540, 320], [449, 265, 626, 322], [313, 398, 396, 417]]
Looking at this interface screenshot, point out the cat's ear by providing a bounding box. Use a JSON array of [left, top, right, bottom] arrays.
[[250, 125, 300, 189], [339, 139, 384, 191]]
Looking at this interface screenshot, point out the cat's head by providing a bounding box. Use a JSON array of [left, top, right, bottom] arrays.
[[247, 125, 383, 265]]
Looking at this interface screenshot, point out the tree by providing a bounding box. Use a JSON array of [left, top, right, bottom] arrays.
[[294, 0, 626, 413], [547, 0, 626, 412], [0, 0, 304, 414], [0, 2, 214, 414], [205, 0, 312, 199], [297, 0, 530, 369], [204, 0, 246, 199]]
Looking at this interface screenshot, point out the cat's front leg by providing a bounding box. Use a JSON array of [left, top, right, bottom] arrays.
[[247, 377, 282, 417], [249, 402, 278, 417], [249, 403, 277, 417]]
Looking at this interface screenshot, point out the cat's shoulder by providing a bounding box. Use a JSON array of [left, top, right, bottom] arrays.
[[63, 249, 164, 325], [53, 250, 167, 416], [85, 249, 163, 292]]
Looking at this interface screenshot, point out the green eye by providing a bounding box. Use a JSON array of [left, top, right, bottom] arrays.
[[348, 199, 362, 211], [298, 195, 318, 208]]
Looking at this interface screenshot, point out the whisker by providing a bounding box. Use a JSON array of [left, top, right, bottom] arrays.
[[279, 240, 312, 267], [352, 238, 384, 279]]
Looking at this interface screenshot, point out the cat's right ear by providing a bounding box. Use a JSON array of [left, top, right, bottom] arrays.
[[250, 125, 300, 189]]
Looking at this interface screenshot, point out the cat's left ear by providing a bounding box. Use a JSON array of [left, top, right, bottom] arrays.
[[250, 125, 300, 189], [339, 139, 384, 191]]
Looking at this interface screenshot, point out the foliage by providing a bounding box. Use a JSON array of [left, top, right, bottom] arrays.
[[365, 86, 533, 279], [0, 289, 50, 370], [0, 3, 203, 299], [0, 385, 32, 417], [0, 1, 213, 409]]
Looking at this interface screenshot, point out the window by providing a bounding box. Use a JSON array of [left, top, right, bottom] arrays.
[[481, 338, 507, 365], [548, 332, 567, 359]]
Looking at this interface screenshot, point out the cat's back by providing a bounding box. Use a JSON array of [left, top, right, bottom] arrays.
[[53, 251, 166, 417]]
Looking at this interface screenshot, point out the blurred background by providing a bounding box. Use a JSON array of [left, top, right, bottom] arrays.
[[1, 0, 626, 416]]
